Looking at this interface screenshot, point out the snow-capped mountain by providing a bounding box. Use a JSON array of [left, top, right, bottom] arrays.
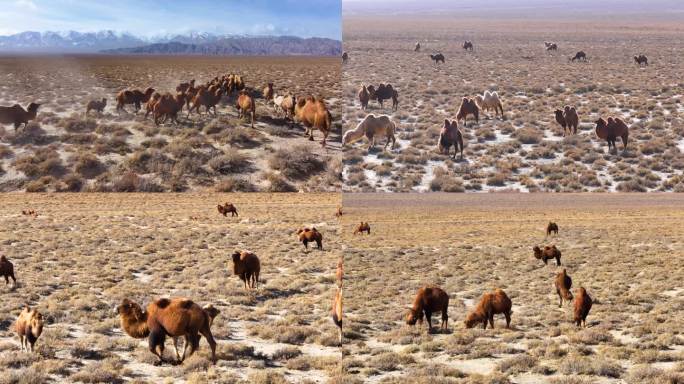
[[0, 30, 147, 52]]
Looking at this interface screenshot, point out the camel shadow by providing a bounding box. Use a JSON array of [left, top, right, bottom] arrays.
[[256, 287, 303, 302]]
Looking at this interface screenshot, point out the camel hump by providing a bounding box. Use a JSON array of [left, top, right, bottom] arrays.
[[179, 299, 194, 310], [155, 298, 171, 309]]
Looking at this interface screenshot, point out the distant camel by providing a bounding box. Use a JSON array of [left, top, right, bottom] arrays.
[[367, 84, 399, 110], [414, 42, 421, 52], [546, 222, 559, 236], [354, 222, 371, 235], [217, 202, 238, 217], [533, 245, 562, 266], [463, 41, 474, 51], [595, 117, 629, 152], [555, 106, 578, 136], [116, 87, 155, 114], [544, 42, 558, 51], [456, 97, 479, 126], [570, 51, 587, 62], [430, 53, 445, 64], [342, 51, 349, 64], [358, 85, 370, 110], [437, 119, 464, 160], [342, 114, 397, 150], [86, 98, 107, 115], [634, 54, 648, 66], [555, 269, 573, 308]]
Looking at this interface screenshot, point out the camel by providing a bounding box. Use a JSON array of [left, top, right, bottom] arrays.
[[438, 119, 464, 159], [574, 287, 593, 328], [1, 255, 16, 286], [555, 269, 573, 308], [634, 55, 648, 66], [545, 42, 558, 51], [0, 102, 41, 131], [570, 51, 587, 62], [232, 251, 260, 290], [336, 258, 343, 285], [263, 83, 274, 101], [464, 289, 512, 330], [176, 79, 195, 94], [117, 297, 217, 365], [116, 87, 155, 114], [547, 222, 559, 236], [86, 98, 107, 115], [463, 41, 474, 51], [342, 114, 397, 150], [533, 245, 562, 266], [595, 117, 629, 152], [335, 205, 343, 218], [15, 306, 44, 352], [456, 97, 479, 126], [236, 91, 256, 128], [358, 85, 370, 110], [294, 96, 332, 147], [555, 106, 579, 136], [332, 287, 342, 346], [273, 94, 295, 119], [430, 53, 445, 64], [406, 286, 449, 333], [189, 86, 223, 117], [354, 222, 371, 235], [474, 91, 504, 119], [297, 227, 323, 250], [217, 202, 238, 217], [414, 42, 421, 52], [342, 51, 348, 64], [144, 92, 162, 119], [367, 84, 399, 111], [153, 93, 186, 125]]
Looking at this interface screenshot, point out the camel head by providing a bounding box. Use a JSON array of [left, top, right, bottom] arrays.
[[554, 109, 564, 118], [117, 298, 149, 338], [202, 304, 220, 327], [595, 118, 607, 128], [533, 246, 542, 259], [24, 307, 44, 338], [405, 307, 423, 325], [27, 103, 41, 113], [231, 251, 242, 264], [464, 312, 480, 328]]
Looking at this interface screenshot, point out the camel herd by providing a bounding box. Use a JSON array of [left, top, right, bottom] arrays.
[[398, 221, 595, 334], [0, 73, 333, 147], [3, 203, 342, 366]]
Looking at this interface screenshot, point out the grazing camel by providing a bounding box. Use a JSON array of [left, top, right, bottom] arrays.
[[545, 42, 558, 51], [342, 114, 397, 150], [367, 84, 399, 111], [570, 51, 587, 62], [430, 53, 445, 64], [263, 83, 274, 101], [332, 287, 342, 346], [555, 269, 573, 308], [406, 286, 449, 333], [15, 306, 44, 352], [595, 117, 629, 152], [342, 51, 348, 64], [438, 119, 464, 160], [414, 42, 421, 52], [456, 97, 479, 126], [1, 255, 16, 286], [236, 91, 256, 128], [85, 98, 107, 115], [634, 55, 648, 66], [117, 297, 217, 365], [297, 227, 323, 250], [217, 202, 238, 217], [232, 251, 260, 290], [574, 287, 593, 327], [116, 87, 155, 114], [0, 103, 41, 131], [354, 222, 371, 235], [358, 85, 370, 110], [464, 289, 512, 330], [294, 96, 332, 147], [463, 41, 474, 51], [533, 245, 562, 266], [474, 91, 504, 119], [547, 222, 559, 236]]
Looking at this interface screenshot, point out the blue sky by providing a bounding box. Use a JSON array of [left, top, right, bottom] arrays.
[[0, 0, 341, 39]]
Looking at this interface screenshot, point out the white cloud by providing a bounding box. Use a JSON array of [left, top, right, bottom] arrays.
[[16, 0, 38, 10]]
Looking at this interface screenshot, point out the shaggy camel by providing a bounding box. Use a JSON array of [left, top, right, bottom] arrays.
[[358, 85, 370, 110], [342, 114, 397, 150], [430, 53, 445, 64], [574, 287, 593, 327], [354, 222, 371, 235], [595, 117, 629, 152], [1, 255, 16, 286], [85, 98, 107, 115], [236, 91, 256, 128], [463, 41, 474, 51], [232, 251, 260, 289], [0, 103, 41, 131], [414, 42, 421, 52], [555, 106, 578, 136], [217, 202, 238, 217], [456, 97, 479, 126], [367, 84, 399, 111], [438, 119, 464, 159], [189, 86, 223, 117], [144, 92, 162, 119], [153, 93, 186, 125], [634, 55, 648, 66], [570, 51, 587, 62], [116, 87, 155, 114], [555, 269, 574, 308], [15, 306, 44, 352], [474, 91, 504, 119], [332, 287, 342, 345], [297, 227, 323, 250], [117, 297, 217, 365], [294, 96, 332, 146], [547, 222, 559, 236], [263, 83, 274, 101], [533, 245, 562, 266], [406, 286, 449, 333], [342, 51, 348, 64], [464, 289, 512, 330]]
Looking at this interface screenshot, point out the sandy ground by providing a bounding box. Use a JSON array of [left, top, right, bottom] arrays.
[[342, 17, 684, 192], [0, 193, 342, 383], [0, 55, 341, 193], [341, 193, 684, 383]]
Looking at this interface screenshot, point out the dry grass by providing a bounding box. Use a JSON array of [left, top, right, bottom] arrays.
[[341, 193, 684, 382], [342, 17, 684, 192], [0, 55, 342, 192], [0, 193, 342, 382]]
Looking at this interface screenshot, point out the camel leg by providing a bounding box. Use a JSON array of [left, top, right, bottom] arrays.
[[442, 309, 448, 330], [556, 256, 561, 266], [183, 333, 200, 361], [489, 314, 495, 329], [316, 239, 322, 250], [19, 335, 24, 352], [149, 329, 166, 365], [505, 312, 511, 328], [424, 310, 433, 333], [174, 337, 182, 362], [557, 291, 563, 308], [303, 239, 308, 250], [199, 327, 217, 364]]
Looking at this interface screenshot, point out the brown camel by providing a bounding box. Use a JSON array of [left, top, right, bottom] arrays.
[[153, 93, 186, 125], [456, 97, 479, 126], [0, 102, 41, 131], [465, 289, 512, 330], [263, 83, 274, 101], [367, 84, 399, 111], [236, 91, 256, 128], [294, 96, 332, 146], [15, 306, 44, 352], [86, 98, 107, 115], [438, 119, 464, 159], [574, 287, 593, 327], [406, 286, 449, 333], [555, 269, 573, 308], [546, 222, 559, 236], [358, 85, 370, 110], [117, 297, 217, 365], [354, 222, 371, 235], [533, 245, 562, 266], [217, 202, 238, 217], [297, 227, 323, 250], [116, 87, 155, 114], [232, 251, 260, 290], [332, 287, 343, 346], [595, 117, 629, 152], [1, 255, 16, 286]]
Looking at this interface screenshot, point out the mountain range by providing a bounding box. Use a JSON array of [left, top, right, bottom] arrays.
[[0, 30, 342, 56]]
